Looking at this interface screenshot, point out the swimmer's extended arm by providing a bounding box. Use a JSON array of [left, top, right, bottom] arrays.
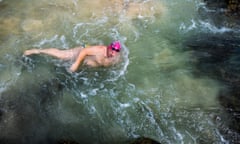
[[69, 48, 89, 72]]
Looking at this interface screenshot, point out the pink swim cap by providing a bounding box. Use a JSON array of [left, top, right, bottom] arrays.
[[109, 41, 121, 52]]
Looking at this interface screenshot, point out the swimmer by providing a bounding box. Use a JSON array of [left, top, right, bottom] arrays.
[[23, 41, 122, 72]]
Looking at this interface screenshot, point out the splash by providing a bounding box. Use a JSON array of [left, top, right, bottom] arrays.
[[2, 0, 238, 143]]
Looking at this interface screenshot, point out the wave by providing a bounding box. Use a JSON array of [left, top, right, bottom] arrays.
[[179, 19, 233, 34]]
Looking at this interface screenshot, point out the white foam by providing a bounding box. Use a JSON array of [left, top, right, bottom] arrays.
[[179, 19, 233, 34], [199, 20, 232, 33], [179, 19, 197, 33], [88, 88, 98, 96], [73, 23, 85, 38], [119, 102, 131, 108], [33, 35, 59, 47], [80, 92, 87, 98], [60, 35, 68, 48], [71, 0, 78, 7]]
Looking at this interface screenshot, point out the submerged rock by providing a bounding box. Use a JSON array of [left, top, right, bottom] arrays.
[[123, 1, 165, 20], [203, 0, 240, 16], [201, 0, 240, 29], [57, 139, 79, 144], [21, 19, 43, 32], [0, 108, 4, 121], [56, 137, 161, 144], [0, 17, 20, 35], [226, 0, 240, 15], [184, 32, 240, 142], [130, 137, 161, 144], [0, 76, 64, 144]]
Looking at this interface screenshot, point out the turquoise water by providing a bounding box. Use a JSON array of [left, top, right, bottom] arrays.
[[0, 0, 237, 143]]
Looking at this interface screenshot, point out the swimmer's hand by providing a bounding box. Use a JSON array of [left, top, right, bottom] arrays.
[[69, 63, 79, 72], [69, 48, 89, 72]]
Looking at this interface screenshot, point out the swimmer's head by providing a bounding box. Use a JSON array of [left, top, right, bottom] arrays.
[[108, 41, 121, 52]]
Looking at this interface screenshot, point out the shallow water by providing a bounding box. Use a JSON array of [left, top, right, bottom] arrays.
[[0, 0, 239, 143]]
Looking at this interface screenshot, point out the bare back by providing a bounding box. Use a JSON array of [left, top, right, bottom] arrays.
[[82, 46, 120, 67]]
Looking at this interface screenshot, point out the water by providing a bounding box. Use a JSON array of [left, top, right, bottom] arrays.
[[0, 0, 239, 143]]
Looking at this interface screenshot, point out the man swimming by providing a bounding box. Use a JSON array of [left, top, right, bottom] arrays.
[[23, 41, 122, 72]]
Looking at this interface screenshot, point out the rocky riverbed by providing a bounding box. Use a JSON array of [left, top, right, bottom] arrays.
[[1, 0, 240, 143], [186, 0, 240, 143]]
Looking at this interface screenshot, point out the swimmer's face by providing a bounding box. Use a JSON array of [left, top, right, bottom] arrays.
[[107, 41, 121, 57], [109, 48, 119, 57]]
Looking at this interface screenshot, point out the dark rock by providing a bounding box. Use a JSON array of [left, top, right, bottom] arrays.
[[0, 108, 4, 121], [0, 76, 64, 144], [185, 33, 240, 80], [130, 137, 161, 144], [203, 0, 240, 16], [226, 0, 240, 15], [200, 0, 240, 29], [203, 0, 228, 9], [57, 139, 80, 144], [184, 32, 240, 142]]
